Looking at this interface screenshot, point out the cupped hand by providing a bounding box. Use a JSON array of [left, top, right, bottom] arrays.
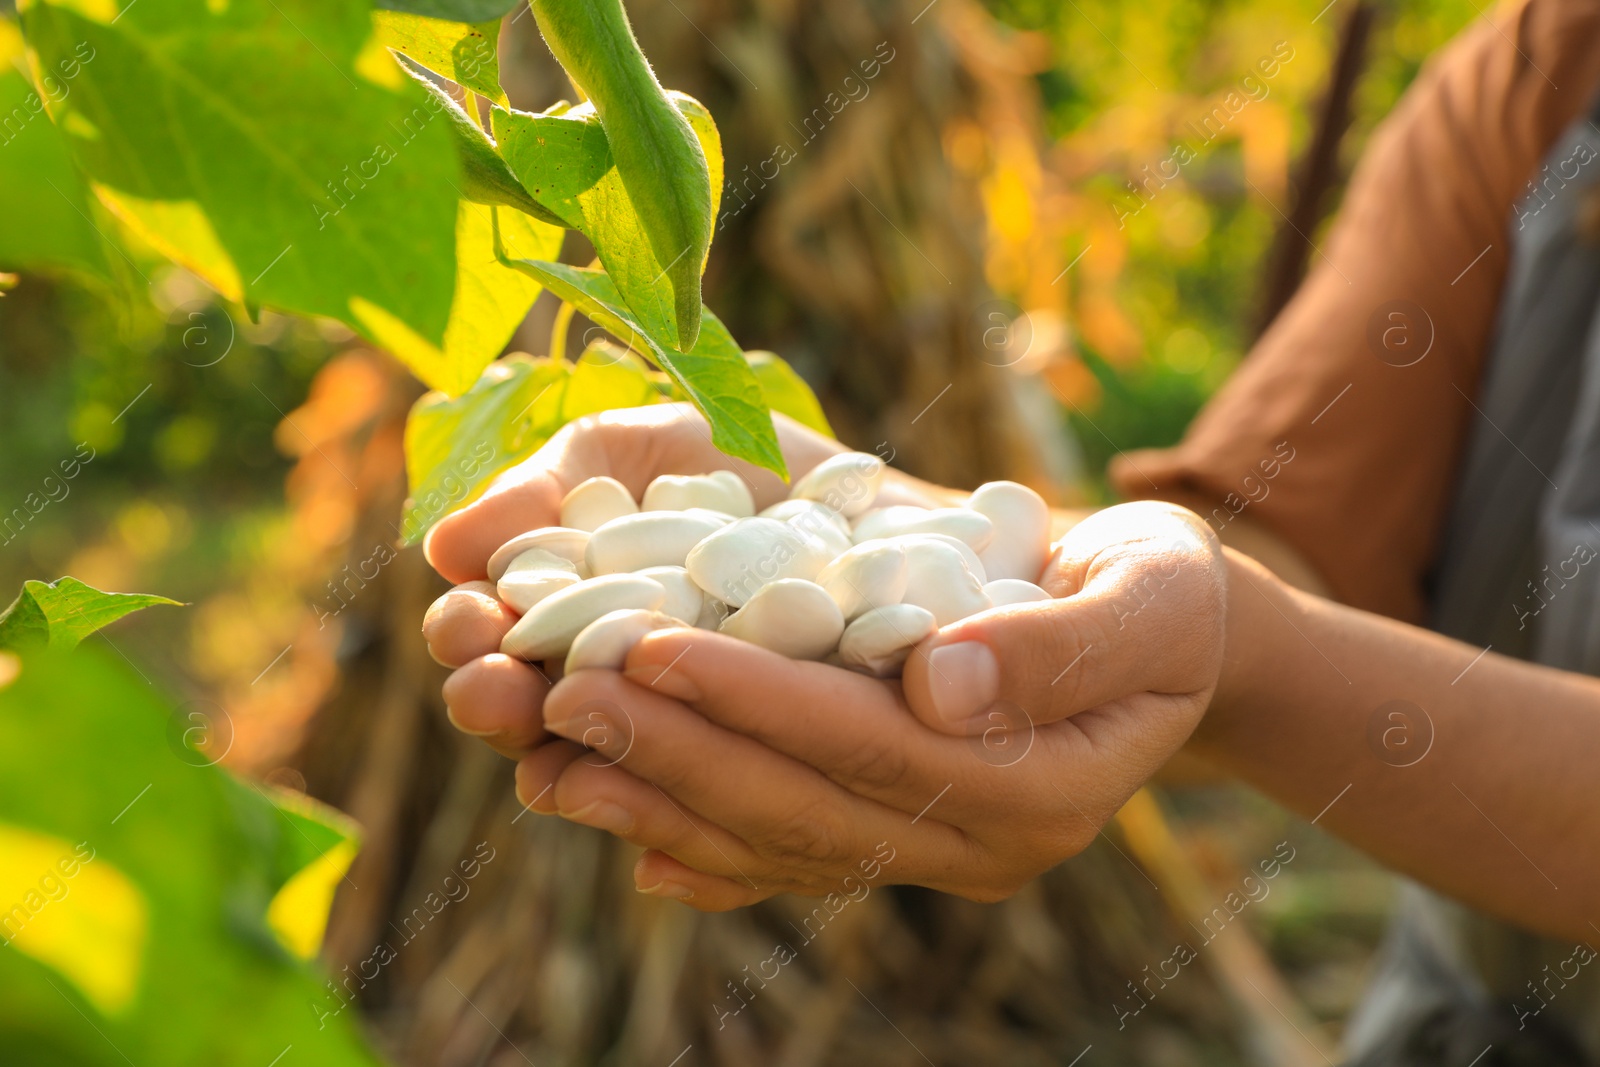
[[431, 430, 1229, 907], [421, 405, 928, 758]]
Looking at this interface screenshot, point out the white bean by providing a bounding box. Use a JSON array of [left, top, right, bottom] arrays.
[[901, 538, 991, 626], [761, 499, 854, 557], [852, 506, 995, 552], [564, 609, 681, 673], [585, 510, 729, 574], [838, 603, 937, 676], [969, 481, 1051, 582], [983, 578, 1052, 606], [501, 574, 666, 660], [560, 476, 639, 532], [685, 517, 834, 608], [718, 579, 844, 660], [642, 471, 755, 517], [789, 452, 885, 517], [496, 548, 581, 613], [816, 541, 908, 621], [634, 565, 706, 625], [488, 528, 591, 581]]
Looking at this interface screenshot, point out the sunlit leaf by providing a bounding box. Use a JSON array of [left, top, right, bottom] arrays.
[[0, 823, 147, 1017], [23, 0, 460, 347], [374, 9, 505, 105], [0, 577, 180, 653], [359, 200, 562, 395], [502, 258, 785, 477], [402, 355, 570, 543], [401, 348, 666, 542], [0, 649, 382, 1064], [374, 0, 519, 20], [0, 22, 110, 282], [393, 54, 562, 223], [745, 350, 833, 437], [492, 92, 723, 351]]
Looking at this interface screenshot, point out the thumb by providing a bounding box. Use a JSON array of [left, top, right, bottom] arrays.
[[902, 520, 1222, 736]]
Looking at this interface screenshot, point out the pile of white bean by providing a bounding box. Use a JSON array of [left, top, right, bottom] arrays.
[[490, 453, 1053, 678]]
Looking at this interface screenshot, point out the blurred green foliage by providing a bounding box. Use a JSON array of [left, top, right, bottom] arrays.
[[985, 0, 1477, 495]]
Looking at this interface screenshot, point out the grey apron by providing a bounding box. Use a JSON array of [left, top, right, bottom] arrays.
[[1340, 101, 1600, 1063]]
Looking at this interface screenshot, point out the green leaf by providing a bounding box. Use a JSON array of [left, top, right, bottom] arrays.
[[375, 0, 519, 20], [746, 350, 834, 437], [561, 343, 659, 421], [391, 53, 563, 224], [402, 355, 569, 543], [492, 92, 723, 351], [401, 349, 662, 542], [0, 21, 110, 281], [0, 578, 181, 653], [0, 649, 384, 1064], [503, 258, 785, 477], [359, 199, 562, 395], [374, 9, 505, 105], [22, 0, 460, 348]]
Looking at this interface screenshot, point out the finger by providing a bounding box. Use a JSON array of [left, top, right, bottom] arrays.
[[633, 850, 774, 912], [620, 629, 972, 814], [902, 503, 1225, 735], [543, 753, 785, 893], [423, 582, 518, 667], [545, 667, 970, 877], [423, 445, 572, 584], [441, 653, 553, 757], [514, 739, 589, 813]]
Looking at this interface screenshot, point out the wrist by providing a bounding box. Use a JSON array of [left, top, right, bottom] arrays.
[[1193, 547, 1291, 754]]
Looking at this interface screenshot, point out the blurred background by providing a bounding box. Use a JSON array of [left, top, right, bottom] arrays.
[[0, 0, 1480, 1062]]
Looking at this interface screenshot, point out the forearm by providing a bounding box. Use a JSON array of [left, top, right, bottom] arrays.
[[1194, 551, 1600, 941]]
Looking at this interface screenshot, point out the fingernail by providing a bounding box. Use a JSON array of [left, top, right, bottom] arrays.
[[638, 880, 694, 900], [925, 641, 999, 724], [561, 800, 635, 835], [445, 705, 497, 738]]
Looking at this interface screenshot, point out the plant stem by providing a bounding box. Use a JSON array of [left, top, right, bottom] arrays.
[[549, 300, 576, 363]]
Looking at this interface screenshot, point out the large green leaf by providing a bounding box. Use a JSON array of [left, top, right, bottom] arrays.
[[0, 578, 180, 653], [392, 54, 562, 224], [501, 256, 785, 477], [374, 9, 505, 105], [746, 350, 834, 437], [0, 649, 381, 1064], [21, 0, 460, 347], [360, 198, 562, 395], [375, 0, 519, 20], [491, 93, 723, 353], [401, 349, 660, 542], [0, 20, 109, 280]]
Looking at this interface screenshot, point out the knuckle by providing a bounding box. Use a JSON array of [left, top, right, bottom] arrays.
[[749, 798, 852, 868], [829, 733, 915, 795]]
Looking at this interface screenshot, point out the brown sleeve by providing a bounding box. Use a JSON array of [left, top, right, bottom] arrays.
[[1109, 0, 1600, 623]]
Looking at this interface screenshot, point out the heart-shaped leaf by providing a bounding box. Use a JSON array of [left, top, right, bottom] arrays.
[[359, 199, 562, 396], [746, 350, 833, 437], [0, 578, 180, 653], [501, 257, 785, 477], [492, 93, 723, 351], [0, 22, 111, 282], [374, 9, 505, 105], [23, 0, 460, 347], [401, 349, 662, 542]]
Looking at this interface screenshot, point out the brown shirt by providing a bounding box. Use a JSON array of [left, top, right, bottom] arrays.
[[1111, 0, 1600, 623]]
